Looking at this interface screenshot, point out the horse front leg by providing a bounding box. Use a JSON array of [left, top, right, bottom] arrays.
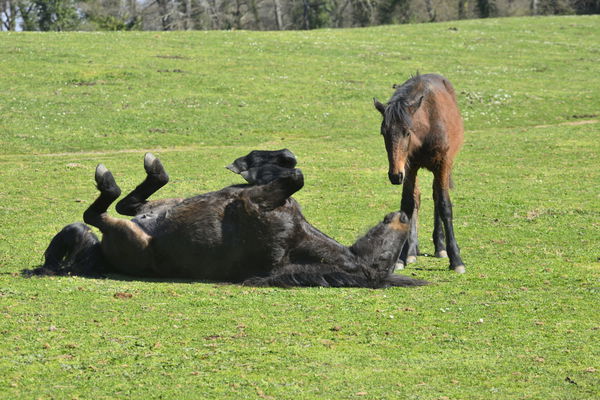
[[433, 166, 465, 273], [397, 167, 418, 270], [405, 178, 421, 264], [243, 168, 304, 211], [115, 153, 178, 216]]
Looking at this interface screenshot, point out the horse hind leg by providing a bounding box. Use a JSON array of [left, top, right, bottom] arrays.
[[115, 153, 171, 216], [432, 185, 447, 258], [433, 166, 465, 273], [83, 164, 122, 229], [85, 164, 156, 276]]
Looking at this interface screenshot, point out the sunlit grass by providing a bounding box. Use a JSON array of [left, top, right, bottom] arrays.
[[1, 16, 599, 399]]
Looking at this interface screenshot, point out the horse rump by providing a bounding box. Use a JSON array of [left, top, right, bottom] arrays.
[[24, 223, 106, 277]]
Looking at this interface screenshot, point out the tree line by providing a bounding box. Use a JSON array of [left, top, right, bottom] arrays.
[[2, 0, 598, 31]]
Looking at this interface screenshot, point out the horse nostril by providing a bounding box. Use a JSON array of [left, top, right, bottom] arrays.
[[388, 172, 402, 185]]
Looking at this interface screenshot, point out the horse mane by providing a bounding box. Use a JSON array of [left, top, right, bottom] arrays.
[[384, 72, 427, 130], [243, 264, 429, 288], [383, 98, 412, 130]]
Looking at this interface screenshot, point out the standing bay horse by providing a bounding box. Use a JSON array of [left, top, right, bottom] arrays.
[[32, 151, 429, 288], [374, 73, 466, 273]]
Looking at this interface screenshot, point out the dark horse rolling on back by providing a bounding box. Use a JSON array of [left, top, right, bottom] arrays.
[[374, 73, 466, 273], [31, 150, 428, 288]]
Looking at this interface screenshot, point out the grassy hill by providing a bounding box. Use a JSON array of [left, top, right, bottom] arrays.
[[1, 16, 599, 399]]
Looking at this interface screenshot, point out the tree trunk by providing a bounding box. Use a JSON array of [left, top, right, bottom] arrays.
[[205, 0, 220, 29], [130, 0, 137, 18], [249, 0, 261, 29], [1, 0, 17, 31], [302, 0, 310, 29], [234, 0, 242, 29], [185, 0, 193, 29], [156, 0, 171, 30], [425, 0, 436, 21], [458, 0, 468, 18], [273, 0, 283, 30]]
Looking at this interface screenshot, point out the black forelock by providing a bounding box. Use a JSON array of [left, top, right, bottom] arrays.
[[383, 73, 426, 131], [383, 99, 412, 131]]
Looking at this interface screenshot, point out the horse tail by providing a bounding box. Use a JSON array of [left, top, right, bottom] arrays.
[[243, 264, 429, 288], [25, 223, 106, 276], [449, 173, 455, 190]]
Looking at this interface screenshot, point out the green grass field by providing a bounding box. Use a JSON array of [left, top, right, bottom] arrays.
[[1, 16, 599, 399]]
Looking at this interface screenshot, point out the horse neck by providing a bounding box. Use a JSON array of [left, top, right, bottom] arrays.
[[300, 219, 352, 253], [350, 222, 394, 261], [293, 219, 359, 267]]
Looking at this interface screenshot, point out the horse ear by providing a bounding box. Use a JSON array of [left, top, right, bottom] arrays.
[[373, 98, 386, 115], [408, 95, 424, 114]]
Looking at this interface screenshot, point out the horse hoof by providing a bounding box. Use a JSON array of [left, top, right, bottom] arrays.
[[95, 164, 120, 196], [435, 250, 448, 258], [394, 261, 405, 271], [144, 153, 169, 183], [95, 163, 109, 183], [144, 152, 157, 170], [452, 265, 466, 274], [406, 256, 417, 264]]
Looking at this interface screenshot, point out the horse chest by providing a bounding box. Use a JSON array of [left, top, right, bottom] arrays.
[[409, 141, 447, 171]]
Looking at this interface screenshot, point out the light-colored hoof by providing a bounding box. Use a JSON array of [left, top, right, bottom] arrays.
[[225, 162, 240, 173], [95, 163, 108, 182], [453, 265, 466, 274], [406, 256, 417, 264], [435, 250, 448, 258], [144, 152, 157, 170], [394, 261, 405, 271]]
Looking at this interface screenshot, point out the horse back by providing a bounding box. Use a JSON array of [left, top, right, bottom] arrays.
[[413, 74, 464, 159]]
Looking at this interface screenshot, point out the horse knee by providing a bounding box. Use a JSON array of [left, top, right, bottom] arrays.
[[115, 200, 139, 216], [83, 208, 116, 230], [83, 209, 100, 226], [246, 168, 304, 210], [282, 168, 304, 191]]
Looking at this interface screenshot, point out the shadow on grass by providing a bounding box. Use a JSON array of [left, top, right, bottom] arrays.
[[19, 266, 226, 285]]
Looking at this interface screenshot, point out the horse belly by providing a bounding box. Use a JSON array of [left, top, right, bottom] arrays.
[[100, 219, 156, 276], [148, 220, 230, 279]]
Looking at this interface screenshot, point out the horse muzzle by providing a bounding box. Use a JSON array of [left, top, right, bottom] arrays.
[[388, 172, 404, 185]]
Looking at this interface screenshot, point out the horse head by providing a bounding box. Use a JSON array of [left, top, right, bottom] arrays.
[[374, 95, 423, 185], [350, 211, 410, 276]]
